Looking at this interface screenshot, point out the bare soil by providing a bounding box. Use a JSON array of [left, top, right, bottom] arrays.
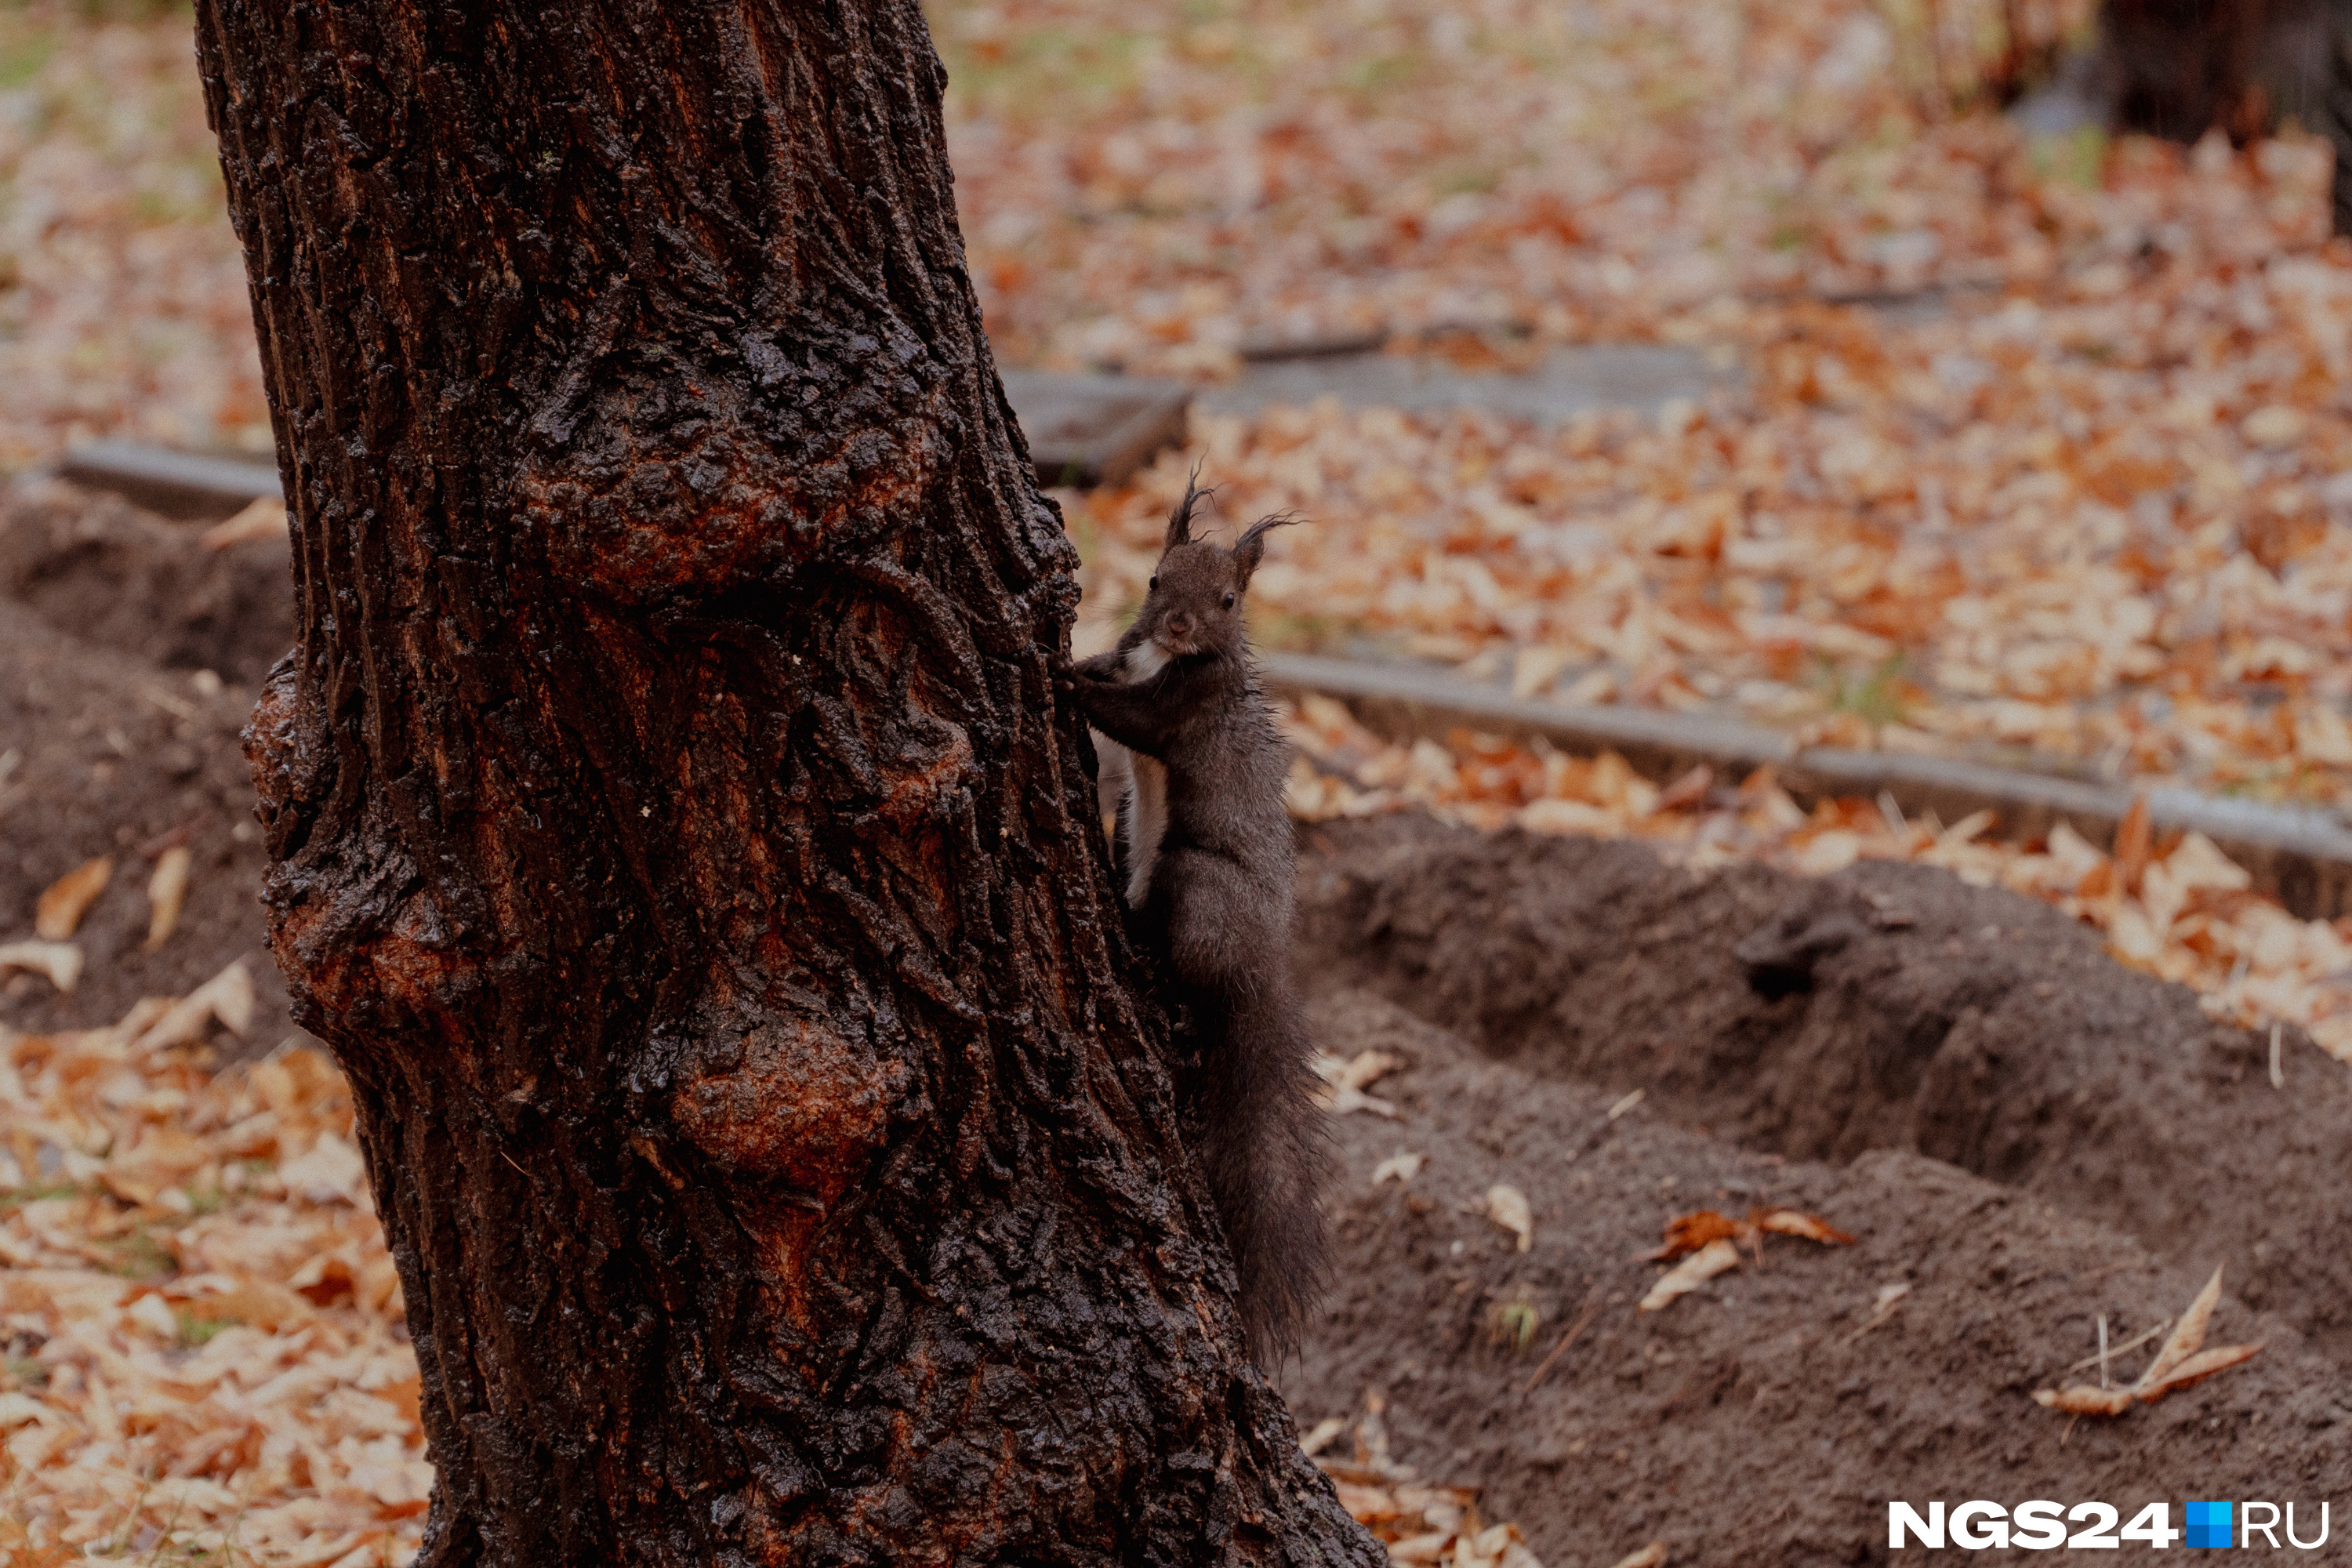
[[1287, 818, 2352, 1563], [0, 478, 296, 1049], [6, 479, 2347, 1563]]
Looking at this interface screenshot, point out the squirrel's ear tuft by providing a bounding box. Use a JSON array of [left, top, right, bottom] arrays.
[[1167, 470, 1210, 549], [1231, 513, 1300, 588]]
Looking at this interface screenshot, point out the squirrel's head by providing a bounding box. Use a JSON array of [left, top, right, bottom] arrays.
[[1128, 479, 1297, 668]]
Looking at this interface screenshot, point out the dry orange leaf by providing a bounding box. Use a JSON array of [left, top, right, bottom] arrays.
[[1639, 1236, 1740, 1312], [1648, 1209, 1742, 1260], [129, 959, 254, 1051], [2032, 1385, 2136, 1416], [1756, 1209, 1858, 1246], [1649, 1206, 1856, 1260], [144, 842, 192, 949], [199, 495, 288, 550], [2140, 1342, 2265, 1401], [166, 1276, 314, 1332], [2113, 793, 2153, 896], [1641, 1206, 1856, 1312], [33, 856, 111, 941], [2139, 1265, 2222, 1388], [2032, 1264, 2262, 1417]]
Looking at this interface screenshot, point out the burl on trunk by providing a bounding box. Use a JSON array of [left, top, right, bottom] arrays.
[[193, 2, 1374, 1562]]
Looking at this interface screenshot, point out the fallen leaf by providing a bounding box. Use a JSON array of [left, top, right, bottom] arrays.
[[199, 495, 288, 550], [1314, 1048, 1406, 1117], [2113, 793, 2153, 895], [1639, 1236, 1739, 1311], [145, 843, 192, 949], [2139, 1342, 2264, 1400], [34, 856, 112, 941], [1511, 644, 1577, 699], [1372, 1152, 1426, 1185], [1653, 764, 1712, 813], [1332, 1050, 1406, 1092], [1650, 1206, 1856, 1259], [2137, 1265, 2222, 1388], [1486, 1184, 1533, 1251], [2031, 1385, 2136, 1416], [279, 1132, 369, 1205], [1939, 808, 1995, 847], [129, 960, 255, 1051], [1756, 1208, 1857, 1246], [1845, 1279, 1912, 1341], [1299, 1416, 1345, 1456], [2241, 405, 2308, 448], [165, 1276, 313, 1331], [124, 1290, 180, 1340], [1607, 1544, 1668, 1568], [1327, 1085, 1403, 1119], [0, 939, 83, 993], [1647, 1209, 1741, 1261]]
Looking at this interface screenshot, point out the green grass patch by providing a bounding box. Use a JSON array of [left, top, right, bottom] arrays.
[[0, 1178, 88, 1212], [107, 1225, 176, 1280], [1820, 652, 1911, 728], [2030, 125, 2108, 191], [173, 1308, 237, 1348]]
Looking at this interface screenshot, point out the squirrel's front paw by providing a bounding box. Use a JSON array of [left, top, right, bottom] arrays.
[[1073, 651, 1124, 684]]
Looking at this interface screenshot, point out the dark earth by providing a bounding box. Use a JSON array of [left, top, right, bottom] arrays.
[[5, 479, 2347, 1564]]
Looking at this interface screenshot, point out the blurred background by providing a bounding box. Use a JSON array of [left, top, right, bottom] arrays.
[[6, 0, 2352, 811]]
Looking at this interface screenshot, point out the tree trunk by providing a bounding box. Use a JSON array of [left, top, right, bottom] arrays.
[[2328, 0, 2352, 234], [2102, 0, 2296, 143], [192, 3, 1376, 1563]]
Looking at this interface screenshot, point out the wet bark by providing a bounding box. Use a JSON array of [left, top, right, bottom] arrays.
[[192, 2, 1377, 1563]]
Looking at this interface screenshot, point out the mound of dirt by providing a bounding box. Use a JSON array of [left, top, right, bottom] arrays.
[[1285, 989, 2350, 1566], [0, 478, 296, 1051], [1294, 816, 2352, 1363], [1287, 818, 2352, 1563], [0, 478, 293, 688]]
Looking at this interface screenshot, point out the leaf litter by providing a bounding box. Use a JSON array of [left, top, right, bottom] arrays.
[[0, 971, 1547, 1565], [1309, 1392, 1548, 1568], [0, 975, 423, 1566]]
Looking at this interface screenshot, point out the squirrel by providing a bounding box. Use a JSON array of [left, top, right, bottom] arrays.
[[1070, 481, 1327, 1362]]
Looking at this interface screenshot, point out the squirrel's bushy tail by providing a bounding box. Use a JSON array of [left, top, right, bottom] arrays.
[[1197, 982, 1330, 1364]]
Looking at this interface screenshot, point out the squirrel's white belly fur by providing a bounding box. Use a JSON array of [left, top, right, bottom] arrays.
[[1122, 753, 1168, 909], [1094, 641, 1172, 909]]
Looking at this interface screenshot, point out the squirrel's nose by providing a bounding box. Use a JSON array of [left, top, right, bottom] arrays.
[[1166, 612, 1193, 637]]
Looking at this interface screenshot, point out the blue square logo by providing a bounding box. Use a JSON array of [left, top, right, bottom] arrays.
[[2186, 1501, 2234, 1549]]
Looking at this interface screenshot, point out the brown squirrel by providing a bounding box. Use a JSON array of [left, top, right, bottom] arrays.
[[1071, 482, 1327, 1361]]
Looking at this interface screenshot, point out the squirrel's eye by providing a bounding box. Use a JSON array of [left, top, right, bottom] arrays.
[[1222, 592, 1236, 609], [1149, 576, 1158, 591]]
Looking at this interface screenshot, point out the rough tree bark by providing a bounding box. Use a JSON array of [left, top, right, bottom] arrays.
[[192, 3, 1377, 1563]]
